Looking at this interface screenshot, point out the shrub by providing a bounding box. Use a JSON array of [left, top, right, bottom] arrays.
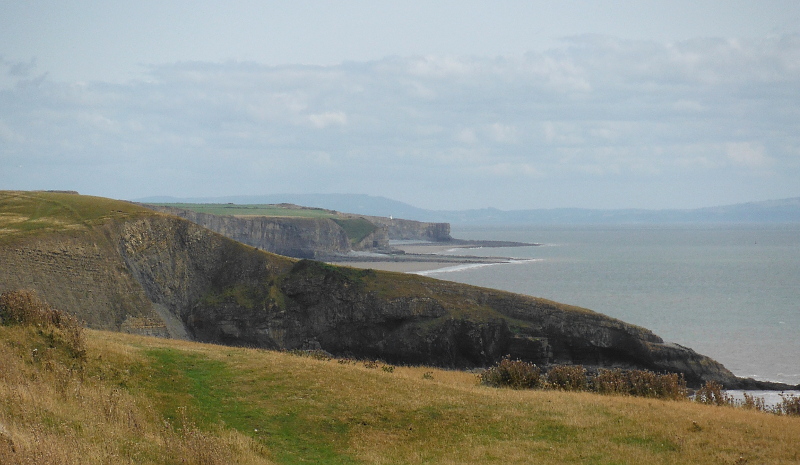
[[593, 368, 629, 395], [694, 381, 734, 406], [479, 356, 542, 389], [381, 365, 395, 373], [775, 393, 800, 416], [287, 349, 332, 361], [546, 365, 587, 391], [592, 369, 687, 400], [738, 392, 768, 412]]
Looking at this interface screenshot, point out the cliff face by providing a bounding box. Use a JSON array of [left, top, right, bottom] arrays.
[[146, 206, 351, 258], [145, 205, 450, 258], [0, 228, 168, 335], [362, 216, 452, 241], [111, 215, 738, 386], [1, 193, 751, 388]]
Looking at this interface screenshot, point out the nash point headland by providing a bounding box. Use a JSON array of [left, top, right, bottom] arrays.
[[2, 190, 799, 463], [146, 201, 540, 273]]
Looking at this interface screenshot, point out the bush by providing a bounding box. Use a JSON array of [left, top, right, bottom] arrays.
[[694, 381, 734, 406], [546, 365, 587, 391], [775, 393, 800, 416], [594, 369, 687, 400], [287, 349, 332, 361], [479, 356, 542, 389], [739, 392, 768, 412]]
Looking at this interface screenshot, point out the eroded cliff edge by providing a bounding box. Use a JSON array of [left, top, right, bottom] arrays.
[[112, 215, 747, 386], [0, 192, 780, 389]]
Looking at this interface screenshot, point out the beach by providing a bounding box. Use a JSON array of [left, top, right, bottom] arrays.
[[327, 241, 524, 273]]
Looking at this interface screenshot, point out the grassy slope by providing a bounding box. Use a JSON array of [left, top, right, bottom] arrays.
[[2, 325, 798, 465], [3, 192, 799, 463], [0, 191, 151, 244]]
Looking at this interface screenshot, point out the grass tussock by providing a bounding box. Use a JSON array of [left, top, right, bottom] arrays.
[[1, 300, 799, 464]]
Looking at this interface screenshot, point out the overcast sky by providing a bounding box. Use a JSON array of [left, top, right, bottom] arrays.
[[2, 1, 799, 210]]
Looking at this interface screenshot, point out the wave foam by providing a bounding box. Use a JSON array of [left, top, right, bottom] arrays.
[[413, 259, 541, 276]]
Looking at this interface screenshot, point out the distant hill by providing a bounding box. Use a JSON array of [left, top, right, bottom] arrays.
[[137, 195, 800, 224], [138, 194, 432, 220]]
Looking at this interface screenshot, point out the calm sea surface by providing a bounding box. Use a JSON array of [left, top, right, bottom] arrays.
[[418, 224, 800, 386]]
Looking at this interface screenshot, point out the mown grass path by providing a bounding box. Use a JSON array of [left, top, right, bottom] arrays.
[[142, 348, 358, 464]]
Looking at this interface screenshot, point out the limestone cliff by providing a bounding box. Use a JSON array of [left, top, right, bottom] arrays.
[[147, 205, 451, 257], [145, 205, 352, 258], [357, 215, 452, 241]]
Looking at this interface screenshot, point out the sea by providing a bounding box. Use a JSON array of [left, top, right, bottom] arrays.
[[414, 224, 800, 397]]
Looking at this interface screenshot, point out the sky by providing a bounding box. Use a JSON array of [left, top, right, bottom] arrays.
[[1, 1, 799, 210]]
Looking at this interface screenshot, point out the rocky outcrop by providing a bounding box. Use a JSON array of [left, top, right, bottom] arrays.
[[0, 230, 168, 336], [360, 215, 452, 241]]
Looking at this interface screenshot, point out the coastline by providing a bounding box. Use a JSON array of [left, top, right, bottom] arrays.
[[326, 240, 537, 273]]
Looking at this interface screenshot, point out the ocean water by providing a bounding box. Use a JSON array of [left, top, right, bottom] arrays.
[[417, 224, 800, 386]]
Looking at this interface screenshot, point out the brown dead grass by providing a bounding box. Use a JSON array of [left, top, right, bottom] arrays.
[[1, 317, 798, 464]]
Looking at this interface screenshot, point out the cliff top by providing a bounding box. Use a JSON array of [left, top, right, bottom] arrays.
[[149, 201, 339, 219], [0, 190, 152, 244]]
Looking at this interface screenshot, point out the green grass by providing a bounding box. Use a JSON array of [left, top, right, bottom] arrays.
[[332, 218, 378, 245], [152, 203, 338, 219], [0, 190, 150, 243], [140, 347, 358, 463], [3, 322, 800, 464]]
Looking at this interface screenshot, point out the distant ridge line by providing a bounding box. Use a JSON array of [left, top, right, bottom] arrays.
[[135, 194, 800, 225]]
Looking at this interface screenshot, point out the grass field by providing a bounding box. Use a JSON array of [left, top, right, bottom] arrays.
[[152, 203, 339, 218], [3, 193, 800, 463], [2, 318, 799, 464], [0, 191, 151, 244]]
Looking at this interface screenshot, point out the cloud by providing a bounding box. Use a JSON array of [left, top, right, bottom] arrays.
[[308, 111, 348, 128], [725, 142, 773, 168], [1, 35, 798, 209]]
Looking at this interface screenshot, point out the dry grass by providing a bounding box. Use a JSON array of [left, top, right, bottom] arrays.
[[0, 293, 270, 465], [1, 311, 799, 464]]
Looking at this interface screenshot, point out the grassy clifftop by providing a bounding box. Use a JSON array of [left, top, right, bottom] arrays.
[[0, 191, 150, 244], [1, 313, 798, 464]]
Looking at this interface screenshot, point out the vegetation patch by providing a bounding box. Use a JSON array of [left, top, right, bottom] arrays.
[[289, 259, 375, 285], [2, 324, 800, 463], [331, 218, 378, 245], [0, 191, 150, 243], [153, 202, 338, 218], [140, 348, 357, 464], [0, 289, 85, 362], [480, 358, 687, 400]]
